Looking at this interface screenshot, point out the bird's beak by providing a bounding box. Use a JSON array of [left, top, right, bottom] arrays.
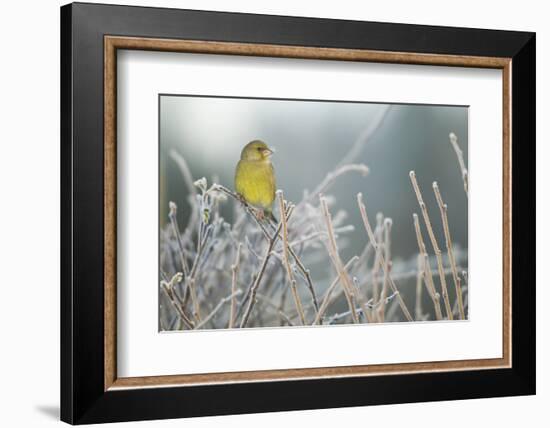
[[262, 148, 274, 157]]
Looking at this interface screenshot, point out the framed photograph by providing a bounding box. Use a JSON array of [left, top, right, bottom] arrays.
[[61, 2, 535, 424]]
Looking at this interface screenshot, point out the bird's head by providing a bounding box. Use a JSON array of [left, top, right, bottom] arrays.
[[240, 140, 274, 161]]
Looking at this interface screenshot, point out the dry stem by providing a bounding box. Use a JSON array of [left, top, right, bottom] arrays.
[[320, 196, 360, 323], [449, 132, 468, 196], [412, 213, 443, 320], [160, 273, 194, 329], [415, 254, 424, 321], [378, 218, 393, 322], [168, 202, 190, 276], [277, 191, 306, 325], [326, 290, 399, 324], [409, 171, 453, 320], [239, 210, 289, 328], [301, 164, 369, 205], [433, 182, 466, 320], [266, 219, 319, 314], [186, 220, 211, 322], [337, 105, 392, 166], [314, 256, 359, 324], [357, 193, 413, 322], [196, 289, 243, 329], [228, 243, 242, 328], [256, 293, 295, 326]]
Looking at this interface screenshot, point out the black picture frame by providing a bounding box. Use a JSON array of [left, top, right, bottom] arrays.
[[61, 2, 535, 424]]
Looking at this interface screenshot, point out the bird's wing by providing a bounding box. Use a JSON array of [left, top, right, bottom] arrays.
[[235, 160, 276, 209]]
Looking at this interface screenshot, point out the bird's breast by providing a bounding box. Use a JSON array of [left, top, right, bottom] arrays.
[[235, 160, 276, 209]]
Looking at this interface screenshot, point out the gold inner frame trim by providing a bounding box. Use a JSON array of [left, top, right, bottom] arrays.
[[104, 35, 512, 391]]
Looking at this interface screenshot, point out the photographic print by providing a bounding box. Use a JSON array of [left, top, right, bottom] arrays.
[[159, 95, 469, 331]]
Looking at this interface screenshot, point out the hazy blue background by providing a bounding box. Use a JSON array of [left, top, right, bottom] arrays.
[[160, 95, 468, 264]]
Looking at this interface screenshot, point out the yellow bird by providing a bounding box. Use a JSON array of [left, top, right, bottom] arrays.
[[235, 140, 276, 221]]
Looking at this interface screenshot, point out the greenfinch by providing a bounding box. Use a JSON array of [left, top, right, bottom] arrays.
[[235, 140, 276, 221]]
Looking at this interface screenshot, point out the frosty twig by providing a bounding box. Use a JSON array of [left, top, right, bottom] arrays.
[[228, 243, 242, 329], [409, 171, 453, 320], [277, 190, 306, 325], [433, 182, 465, 320], [449, 132, 468, 196], [357, 193, 413, 322]]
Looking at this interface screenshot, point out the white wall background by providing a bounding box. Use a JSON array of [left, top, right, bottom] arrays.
[[0, 1, 545, 427]]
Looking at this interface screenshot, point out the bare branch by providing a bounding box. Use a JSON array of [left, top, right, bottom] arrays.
[[239, 208, 291, 328], [286, 246, 318, 314], [314, 256, 359, 325], [357, 193, 413, 322], [378, 218, 393, 322], [256, 294, 295, 326], [320, 196, 360, 323], [264, 208, 319, 314], [449, 132, 468, 196], [409, 171, 453, 320], [337, 105, 392, 167], [301, 164, 369, 205], [195, 289, 243, 330], [412, 213, 443, 320], [414, 254, 424, 321], [168, 201, 189, 276], [326, 290, 399, 324], [228, 243, 242, 329], [370, 213, 384, 322], [160, 273, 194, 329], [433, 182, 466, 320], [277, 190, 306, 325]]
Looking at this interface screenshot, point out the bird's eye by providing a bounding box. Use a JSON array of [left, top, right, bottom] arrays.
[[257, 147, 262, 151]]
